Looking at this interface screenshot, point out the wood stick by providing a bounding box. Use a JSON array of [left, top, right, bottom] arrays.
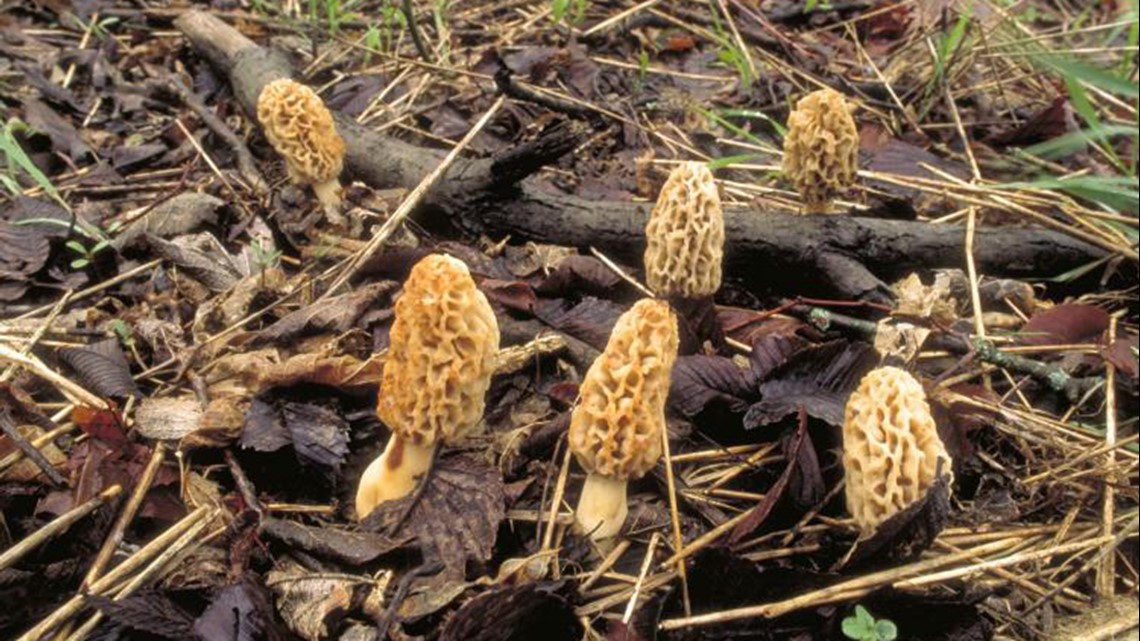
[[0, 407, 67, 486], [16, 506, 213, 641], [0, 485, 122, 572], [173, 10, 1108, 301], [82, 443, 168, 588]]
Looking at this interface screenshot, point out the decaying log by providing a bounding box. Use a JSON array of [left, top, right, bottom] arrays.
[[175, 11, 1107, 301]]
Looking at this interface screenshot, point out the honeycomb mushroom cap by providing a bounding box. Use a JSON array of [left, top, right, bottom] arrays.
[[843, 366, 952, 533], [782, 88, 859, 213], [569, 298, 679, 481], [377, 254, 500, 447], [256, 79, 346, 187], [644, 162, 725, 298]]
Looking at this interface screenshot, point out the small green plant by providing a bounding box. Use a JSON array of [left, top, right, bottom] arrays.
[[66, 13, 121, 41], [64, 219, 121, 270], [551, 0, 588, 27], [109, 319, 135, 350], [306, 0, 363, 36], [842, 606, 897, 641], [633, 49, 651, 92], [250, 239, 283, 273], [363, 2, 407, 64], [1, 118, 68, 211], [707, 3, 754, 89]]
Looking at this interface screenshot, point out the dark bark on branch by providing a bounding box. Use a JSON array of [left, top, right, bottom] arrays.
[[175, 11, 1107, 301]]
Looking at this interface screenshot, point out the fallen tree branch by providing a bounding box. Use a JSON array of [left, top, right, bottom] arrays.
[[790, 304, 1104, 403], [174, 10, 1108, 301]]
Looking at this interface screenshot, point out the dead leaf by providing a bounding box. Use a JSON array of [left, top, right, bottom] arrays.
[[398, 580, 472, 621], [58, 338, 141, 399], [90, 590, 196, 640], [255, 281, 397, 345], [112, 142, 168, 172], [480, 278, 539, 315], [872, 319, 929, 364], [863, 135, 972, 204], [892, 272, 960, 326], [267, 559, 389, 641], [929, 384, 1000, 462], [533, 296, 624, 350], [0, 382, 57, 431], [1019, 303, 1110, 345], [669, 354, 756, 418], [72, 405, 128, 442], [145, 233, 242, 293], [440, 581, 582, 641], [841, 470, 952, 569], [729, 409, 809, 544], [193, 578, 285, 641], [988, 96, 1078, 148], [112, 192, 226, 250], [534, 255, 623, 297], [717, 307, 815, 348], [744, 341, 877, 428], [1101, 335, 1139, 380], [22, 97, 92, 160], [362, 454, 506, 581], [259, 352, 386, 390], [0, 220, 51, 301], [240, 397, 349, 481], [134, 396, 203, 441], [261, 517, 407, 565]]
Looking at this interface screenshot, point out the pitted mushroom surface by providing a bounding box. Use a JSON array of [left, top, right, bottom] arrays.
[[355, 254, 500, 519], [569, 298, 679, 540], [782, 88, 859, 214], [644, 162, 725, 299], [256, 78, 347, 218], [843, 366, 952, 534]]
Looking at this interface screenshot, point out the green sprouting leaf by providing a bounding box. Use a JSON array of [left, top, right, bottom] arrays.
[[875, 619, 898, 641], [1, 119, 69, 211], [65, 240, 88, 255], [1020, 125, 1138, 160], [995, 176, 1139, 213], [1033, 52, 1139, 99], [718, 108, 788, 137], [707, 153, 764, 171], [70, 257, 89, 269], [842, 616, 871, 640]]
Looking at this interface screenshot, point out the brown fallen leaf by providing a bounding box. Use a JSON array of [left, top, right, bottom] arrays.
[[362, 453, 506, 581], [0, 220, 51, 301], [440, 581, 582, 641], [134, 396, 203, 441], [1019, 303, 1110, 346], [58, 338, 141, 399]]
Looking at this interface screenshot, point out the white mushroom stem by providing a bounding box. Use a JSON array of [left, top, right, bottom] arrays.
[[311, 179, 344, 224], [354, 434, 435, 519], [575, 472, 629, 541]]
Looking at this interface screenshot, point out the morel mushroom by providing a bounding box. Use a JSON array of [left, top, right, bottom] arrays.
[[569, 298, 679, 540], [782, 88, 859, 214], [644, 162, 725, 299], [843, 366, 953, 534], [256, 78, 347, 222], [355, 254, 500, 519]]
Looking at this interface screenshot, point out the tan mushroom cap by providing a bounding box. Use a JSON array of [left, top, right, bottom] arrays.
[[377, 254, 500, 447], [256, 79, 346, 189], [569, 298, 679, 481], [782, 88, 859, 214], [843, 366, 953, 533], [644, 162, 725, 298]]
